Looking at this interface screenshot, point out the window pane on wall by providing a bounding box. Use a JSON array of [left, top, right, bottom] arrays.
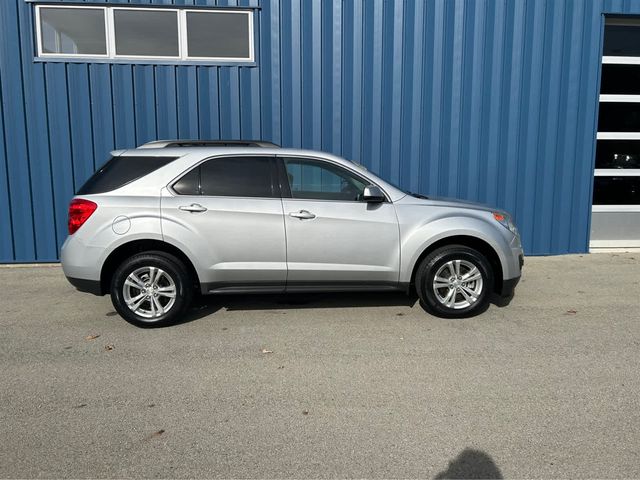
[[186, 11, 251, 59], [604, 19, 640, 56], [39, 7, 106, 55], [598, 103, 640, 132], [600, 65, 640, 95], [200, 157, 274, 197], [595, 141, 640, 169], [593, 177, 640, 205], [114, 9, 179, 57]]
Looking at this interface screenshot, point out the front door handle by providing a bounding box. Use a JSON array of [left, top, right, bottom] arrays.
[[289, 209, 316, 219], [179, 203, 208, 213]]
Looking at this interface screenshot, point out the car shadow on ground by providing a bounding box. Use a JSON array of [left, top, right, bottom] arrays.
[[177, 290, 420, 325], [174, 289, 514, 326], [435, 448, 503, 479]]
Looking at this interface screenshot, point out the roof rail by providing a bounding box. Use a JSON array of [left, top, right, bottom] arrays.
[[138, 139, 280, 149]]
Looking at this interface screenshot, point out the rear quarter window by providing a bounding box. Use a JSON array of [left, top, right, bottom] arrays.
[[77, 156, 177, 195]]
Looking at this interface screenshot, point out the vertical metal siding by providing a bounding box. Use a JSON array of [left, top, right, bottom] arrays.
[[2, 0, 640, 261]]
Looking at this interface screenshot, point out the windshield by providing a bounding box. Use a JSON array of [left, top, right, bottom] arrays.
[[349, 161, 425, 198]]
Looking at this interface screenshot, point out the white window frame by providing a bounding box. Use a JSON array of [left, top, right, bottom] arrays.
[[602, 56, 640, 65], [34, 4, 255, 64], [182, 9, 255, 63], [35, 4, 109, 59], [109, 7, 182, 60], [594, 169, 640, 177]]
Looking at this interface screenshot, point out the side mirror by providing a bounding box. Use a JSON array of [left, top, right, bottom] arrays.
[[363, 185, 386, 203]]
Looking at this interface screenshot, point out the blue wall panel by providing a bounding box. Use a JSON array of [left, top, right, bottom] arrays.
[[3, 0, 640, 261]]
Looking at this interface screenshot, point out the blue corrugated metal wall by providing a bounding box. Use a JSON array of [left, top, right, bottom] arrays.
[[1, 0, 640, 262]]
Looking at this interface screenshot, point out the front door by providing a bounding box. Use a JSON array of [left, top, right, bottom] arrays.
[[161, 155, 287, 292], [279, 156, 400, 289]]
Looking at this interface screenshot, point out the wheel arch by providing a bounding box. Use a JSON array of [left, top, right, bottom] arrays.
[[100, 239, 200, 295], [409, 235, 504, 295]]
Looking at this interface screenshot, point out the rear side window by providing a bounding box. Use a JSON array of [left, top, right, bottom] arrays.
[[77, 156, 177, 195], [173, 156, 276, 198], [172, 167, 200, 195]]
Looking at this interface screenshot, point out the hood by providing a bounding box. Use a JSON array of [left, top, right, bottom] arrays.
[[396, 193, 502, 214]]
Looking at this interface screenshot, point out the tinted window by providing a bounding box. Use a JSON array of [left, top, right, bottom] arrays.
[[186, 11, 251, 59], [114, 9, 179, 57], [200, 157, 275, 197], [593, 176, 640, 205], [598, 103, 640, 132], [77, 156, 177, 195], [604, 22, 640, 56], [600, 65, 640, 95], [595, 140, 640, 169], [284, 158, 368, 201], [39, 7, 106, 55], [172, 167, 200, 195]]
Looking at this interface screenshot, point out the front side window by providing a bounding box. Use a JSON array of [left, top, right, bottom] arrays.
[[35, 5, 254, 63], [283, 158, 368, 202]]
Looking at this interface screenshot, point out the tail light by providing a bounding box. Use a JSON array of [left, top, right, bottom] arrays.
[[68, 199, 97, 235]]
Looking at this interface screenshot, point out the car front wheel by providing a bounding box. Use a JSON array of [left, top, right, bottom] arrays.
[[110, 252, 193, 328], [415, 245, 493, 318]]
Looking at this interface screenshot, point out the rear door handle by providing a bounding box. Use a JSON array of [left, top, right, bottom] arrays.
[[179, 203, 207, 213], [289, 209, 316, 219]]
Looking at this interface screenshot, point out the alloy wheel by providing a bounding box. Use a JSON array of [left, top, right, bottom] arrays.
[[432, 259, 484, 309]]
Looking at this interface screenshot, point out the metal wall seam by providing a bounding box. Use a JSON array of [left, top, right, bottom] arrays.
[[18, 1, 58, 260], [0, 0, 36, 261], [0, 57, 15, 261]]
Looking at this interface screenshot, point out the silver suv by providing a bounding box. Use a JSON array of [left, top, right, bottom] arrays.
[[61, 140, 523, 327]]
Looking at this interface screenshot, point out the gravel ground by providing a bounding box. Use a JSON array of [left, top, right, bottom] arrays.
[[0, 253, 639, 478]]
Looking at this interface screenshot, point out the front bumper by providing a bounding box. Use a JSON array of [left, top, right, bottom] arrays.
[[499, 253, 524, 297]]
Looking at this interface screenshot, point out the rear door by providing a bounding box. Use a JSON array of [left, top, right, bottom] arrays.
[[161, 155, 287, 293], [279, 156, 400, 289]]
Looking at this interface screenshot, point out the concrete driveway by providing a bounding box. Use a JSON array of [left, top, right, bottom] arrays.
[[1, 253, 639, 478]]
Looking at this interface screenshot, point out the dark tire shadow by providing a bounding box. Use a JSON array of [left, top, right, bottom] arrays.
[[435, 449, 503, 479]]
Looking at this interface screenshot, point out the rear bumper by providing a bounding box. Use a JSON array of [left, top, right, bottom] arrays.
[[66, 276, 103, 296]]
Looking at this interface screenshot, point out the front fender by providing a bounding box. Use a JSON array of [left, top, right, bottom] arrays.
[[399, 215, 513, 283]]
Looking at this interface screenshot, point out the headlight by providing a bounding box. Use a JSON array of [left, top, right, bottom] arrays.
[[493, 212, 519, 236]]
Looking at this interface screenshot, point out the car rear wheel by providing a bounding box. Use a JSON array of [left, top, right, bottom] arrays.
[[415, 245, 493, 318], [110, 252, 193, 328]]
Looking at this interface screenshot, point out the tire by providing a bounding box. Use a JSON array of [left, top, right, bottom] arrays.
[[415, 245, 493, 318], [110, 251, 193, 328]]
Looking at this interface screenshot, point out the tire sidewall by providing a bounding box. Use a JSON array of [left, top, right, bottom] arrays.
[[418, 247, 493, 318], [111, 253, 191, 328]]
